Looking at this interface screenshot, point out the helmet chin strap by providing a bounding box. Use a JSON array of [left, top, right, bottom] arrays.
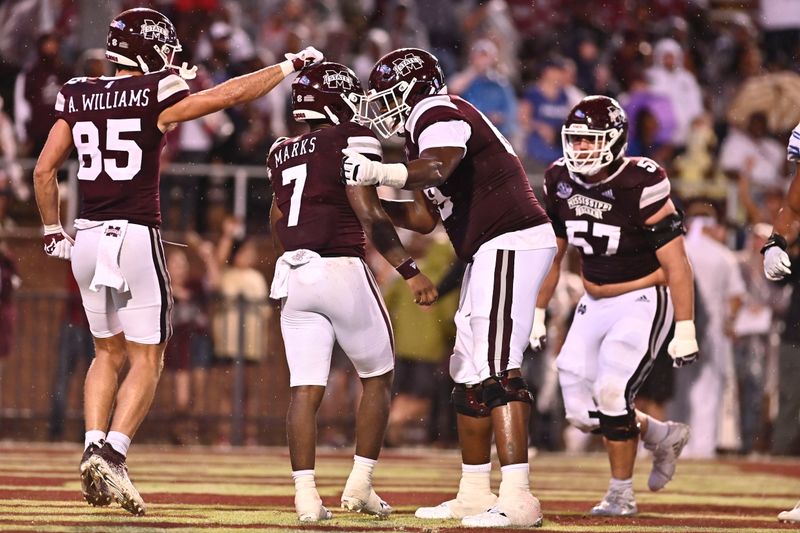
[[323, 105, 341, 125]]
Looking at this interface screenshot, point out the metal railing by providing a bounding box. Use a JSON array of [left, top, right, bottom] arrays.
[[1, 291, 297, 446]]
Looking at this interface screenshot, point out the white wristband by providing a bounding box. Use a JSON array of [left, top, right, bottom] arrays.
[[673, 320, 696, 340], [279, 59, 296, 77], [44, 224, 63, 235], [380, 163, 408, 188]]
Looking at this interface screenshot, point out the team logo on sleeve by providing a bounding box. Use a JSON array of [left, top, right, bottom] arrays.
[[556, 181, 572, 199], [392, 54, 424, 76], [140, 19, 170, 42], [567, 194, 612, 219]]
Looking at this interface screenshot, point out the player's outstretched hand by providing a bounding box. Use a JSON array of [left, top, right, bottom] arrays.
[[43, 225, 74, 261], [764, 246, 792, 280], [342, 149, 380, 186], [406, 273, 438, 307], [285, 46, 324, 71]]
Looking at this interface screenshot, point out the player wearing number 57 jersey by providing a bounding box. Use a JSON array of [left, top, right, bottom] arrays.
[[268, 62, 437, 523], [32, 7, 323, 516], [535, 95, 697, 517], [342, 48, 555, 528]]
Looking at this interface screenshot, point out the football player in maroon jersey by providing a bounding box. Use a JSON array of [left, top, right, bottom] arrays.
[[343, 48, 555, 528], [534, 95, 697, 516], [268, 61, 437, 522], [761, 121, 800, 524], [32, 7, 322, 515]]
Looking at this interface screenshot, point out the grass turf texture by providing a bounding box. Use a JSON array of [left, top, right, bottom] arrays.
[[0, 443, 798, 532]]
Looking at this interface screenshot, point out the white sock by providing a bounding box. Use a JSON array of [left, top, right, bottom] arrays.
[[499, 463, 530, 498], [106, 431, 131, 457], [348, 455, 377, 487], [458, 462, 492, 499], [641, 415, 669, 444], [609, 477, 633, 491], [292, 469, 316, 492], [84, 430, 106, 451]]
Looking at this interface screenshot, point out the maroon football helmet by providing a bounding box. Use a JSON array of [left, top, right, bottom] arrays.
[[106, 8, 192, 76], [291, 62, 367, 125], [366, 48, 446, 138], [561, 95, 628, 176]]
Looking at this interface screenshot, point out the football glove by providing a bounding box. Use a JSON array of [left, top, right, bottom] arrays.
[[341, 148, 408, 188], [667, 320, 699, 368], [285, 46, 324, 72], [762, 233, 792, 280], [529, 307, 547, 352], [43, 224, 74, 260]]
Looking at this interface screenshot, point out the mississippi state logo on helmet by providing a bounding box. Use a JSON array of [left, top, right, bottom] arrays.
[[366, 48, 446, 138], [291, 62, 367, 125], [106, 8, 196, 78], [561, 95, 628, 176]]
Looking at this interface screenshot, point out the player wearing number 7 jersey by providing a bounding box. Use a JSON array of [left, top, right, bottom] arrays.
[[267, 61, 437, 523], [32, 7, 323, 516], [342, 48, 555, 528], [537, 95, 696, 516]]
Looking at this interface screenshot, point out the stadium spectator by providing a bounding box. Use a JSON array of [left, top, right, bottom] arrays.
[[646, 38, 704, 148], [384, 232, 457, 446], [212, 217, 269, 446], [449, 39, 518, 138], [675, 206, 745, 458], [0, 95, 25, 231], [519, 57, 571, 167], [13, 32, 71, 156], [0, 240, 19, 406], [163, 239, 218, 445], [48, 273, 94, 442]]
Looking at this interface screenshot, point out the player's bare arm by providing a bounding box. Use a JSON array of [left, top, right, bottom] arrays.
[[379, 191, 439, 234], [33, 119, 73, 226], [346, 185, 438, 306], [270, 197, 285, 257], [771, 162, 800, 241], [157, 47, 323, 131], [528, 237, 567, 352], [648, 200, 694, 322], [33, 118, 76, 259]]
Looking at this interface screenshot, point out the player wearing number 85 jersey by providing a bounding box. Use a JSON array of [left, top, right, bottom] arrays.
[[342, 48, 555, 528], [32, 7, 323, 516], [537, 95, 696, 516]]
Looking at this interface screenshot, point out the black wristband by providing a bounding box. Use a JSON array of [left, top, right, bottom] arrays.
[[761, 233, 788, 255], [396, 257, 420, 280]]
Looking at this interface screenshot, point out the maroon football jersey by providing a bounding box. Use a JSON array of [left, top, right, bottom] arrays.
[[404, 95, 550, 261], [54, 71, 190, 227], [268, 122, 383, 258], [543, 156, 672, 284]]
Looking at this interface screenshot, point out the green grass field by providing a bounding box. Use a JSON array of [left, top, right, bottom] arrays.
[[0, 443, 798, 532]]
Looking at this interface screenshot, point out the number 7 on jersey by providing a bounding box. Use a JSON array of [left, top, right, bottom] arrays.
[[282, 163, 307, 227]]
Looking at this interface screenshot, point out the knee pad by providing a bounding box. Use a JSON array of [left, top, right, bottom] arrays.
[[597, 411, 640, 441], [451, 383, 491, 418], [482, 373, 533, 410]]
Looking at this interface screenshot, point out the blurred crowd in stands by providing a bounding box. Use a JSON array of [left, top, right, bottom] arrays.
[[1, 0, 800, 455]]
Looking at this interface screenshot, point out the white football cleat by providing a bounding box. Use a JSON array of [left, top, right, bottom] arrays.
[[340, 484, 392, 518], [461, 494, 543, 528], [415, 492, 498, 520], [645, 421, 690, 491], [590, 486, 637, 516], [295, 487, 332, 522], [778, 500, 800, 523]]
